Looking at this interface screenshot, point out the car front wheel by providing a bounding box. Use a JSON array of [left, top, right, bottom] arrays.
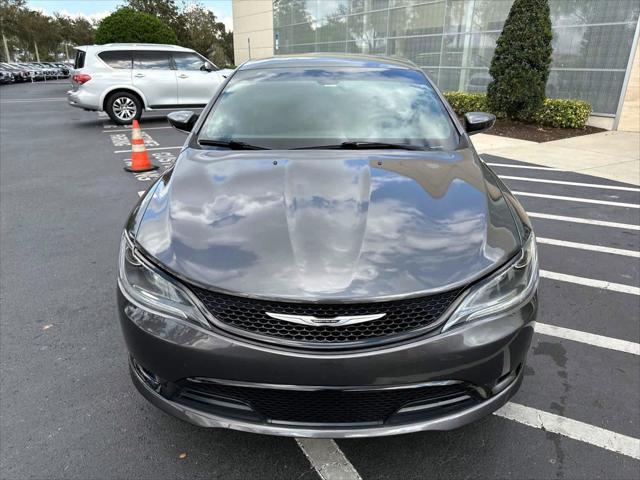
[[106, 92, 142, 125]]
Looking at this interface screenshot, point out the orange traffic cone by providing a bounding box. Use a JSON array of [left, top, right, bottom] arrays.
[[124, 120, 158, 173]]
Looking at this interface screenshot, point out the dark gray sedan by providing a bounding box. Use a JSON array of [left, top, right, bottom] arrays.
[[117, 54, 538, 438]]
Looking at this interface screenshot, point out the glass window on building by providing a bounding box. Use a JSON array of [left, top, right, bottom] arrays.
[[272, 0, 640, 116]]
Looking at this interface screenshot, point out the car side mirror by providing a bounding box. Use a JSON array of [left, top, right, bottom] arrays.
[[464, 112, 496, 135], [167, 111, 199, 133], [200, 62, 214, 72]]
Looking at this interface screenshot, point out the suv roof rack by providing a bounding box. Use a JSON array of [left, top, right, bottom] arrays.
[[101, 43, 183, 48]]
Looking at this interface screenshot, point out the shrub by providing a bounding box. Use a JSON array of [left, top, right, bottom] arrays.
[[443, 92, 591, 129], [95, 7, 178, 45], [442, 92, 488, 115], [532, 98, 592, 129], [487, 0, 553, 120]]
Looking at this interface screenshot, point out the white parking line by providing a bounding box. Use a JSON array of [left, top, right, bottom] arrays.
[[487, 163, 563, 171], [502, 176, 640, 192], [540, 270, 640, 295], [537, 237, 640, 258], [296, 439, 362, 480], [114, 145, 182, 153], [514, 191, 640, 209], [527, 212, 640, 230], [494, 403, 640, 460], [138, 191, 145, 197], [1, 98, 66, 103], [102, 126, 173, 133], [535, 323, 640, 355]]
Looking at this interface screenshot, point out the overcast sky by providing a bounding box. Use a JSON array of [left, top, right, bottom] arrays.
[[26, 0, 234, 30]]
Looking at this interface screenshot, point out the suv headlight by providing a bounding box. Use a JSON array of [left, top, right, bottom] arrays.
[[443, 232, 538, 330], [118, 233, 209, 327]]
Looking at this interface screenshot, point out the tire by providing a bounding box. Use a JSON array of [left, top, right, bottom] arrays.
[[105, 91, 142, 125]]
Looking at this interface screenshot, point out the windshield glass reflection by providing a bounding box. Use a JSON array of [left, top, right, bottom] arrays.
[[200, 67, 459, 150]]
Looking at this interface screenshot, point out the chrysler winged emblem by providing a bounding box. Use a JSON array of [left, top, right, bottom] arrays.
[[265, 312, 386, 327]]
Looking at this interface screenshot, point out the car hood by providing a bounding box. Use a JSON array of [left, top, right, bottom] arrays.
[[134, 148, 520, 300]]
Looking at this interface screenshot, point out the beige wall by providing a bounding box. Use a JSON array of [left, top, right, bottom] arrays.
[[618, 41, 640, 132], [232, 0, 274, 65]]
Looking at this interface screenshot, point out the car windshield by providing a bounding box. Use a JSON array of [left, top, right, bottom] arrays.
[[199, 67, 459, 150]]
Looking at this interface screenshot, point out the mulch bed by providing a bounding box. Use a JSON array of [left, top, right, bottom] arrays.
[[486, 118, 605, 143]]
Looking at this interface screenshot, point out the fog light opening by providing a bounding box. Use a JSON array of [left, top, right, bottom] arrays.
[[492, 363, 522, 395], [132, 358, 162, 392]]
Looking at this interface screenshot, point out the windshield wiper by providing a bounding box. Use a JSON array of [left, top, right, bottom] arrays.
[[198, 139, 270, 150], [295, 141, 431, 151]]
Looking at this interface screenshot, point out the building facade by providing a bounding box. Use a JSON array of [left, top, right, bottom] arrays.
[[233, 0, 640, 131]]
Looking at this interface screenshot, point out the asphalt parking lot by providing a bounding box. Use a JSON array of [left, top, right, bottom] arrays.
[[1, 81, 639, 479]]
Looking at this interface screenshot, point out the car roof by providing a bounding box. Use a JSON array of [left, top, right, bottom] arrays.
[[239, 53, 420, 71], [76, 44, 194, 53]]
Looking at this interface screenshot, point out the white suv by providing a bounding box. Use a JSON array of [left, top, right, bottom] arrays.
[[67, 44, 232, 124]]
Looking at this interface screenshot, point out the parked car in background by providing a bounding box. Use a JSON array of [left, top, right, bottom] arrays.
[[118, 54, 539, 437], [40, 62, 70, 77], [17, 63, 44, 80], [67, 43, 233, 124], [0, 63, 29, 82], [0, 68, 16, 84]]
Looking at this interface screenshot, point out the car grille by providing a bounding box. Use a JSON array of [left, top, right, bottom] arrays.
[[190, 286, 463, 348], [176, 379, 478, 425]]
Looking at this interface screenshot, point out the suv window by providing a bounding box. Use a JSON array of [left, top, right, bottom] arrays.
[[99, 51, 132, 69], [74, 50, 85, 69], [133, 51, 172, 70], [173, 52, 216, 71]]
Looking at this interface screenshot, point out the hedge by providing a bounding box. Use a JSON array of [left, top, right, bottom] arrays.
[[532, 98, 592, 129], [443, 92, 592, 129]]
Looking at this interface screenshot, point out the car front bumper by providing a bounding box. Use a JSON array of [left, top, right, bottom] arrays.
[[118, 288, 536, 437]]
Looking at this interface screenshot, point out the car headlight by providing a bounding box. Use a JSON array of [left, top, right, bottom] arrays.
[[443, 232, 538, 330], [118, 233, 209, 327]]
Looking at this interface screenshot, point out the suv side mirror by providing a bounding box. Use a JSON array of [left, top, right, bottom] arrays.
[[167, 111, 199, 132], [464, 112, 496, 135]]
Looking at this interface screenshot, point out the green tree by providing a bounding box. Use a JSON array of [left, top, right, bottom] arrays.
[[178, 3, 226, 59], [14, 8, 60, 60], [220, 29, 234, 66], [125, 0, 184, 39], [54, 14, 95, 46], [0, 0, 26, 36], [487, 0, 553, 120], [95, 7, 178, 45]]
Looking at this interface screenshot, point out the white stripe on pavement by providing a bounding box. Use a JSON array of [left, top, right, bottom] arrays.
[[527, 212, 640, 230], [1, 98, 66, 103], [540, 270, 640, 295], [494, 402, 640, 460], [537, 237, 640, 258], [114, 145, 182, 153], [535, 323, 640, 355], [138, 191, 145, 197], [502, 175, 640, 192], [487, 162, 563, 171], [514, 191, 640, 209], [103, 126, 173, 133], [296, 439, 362, 480]]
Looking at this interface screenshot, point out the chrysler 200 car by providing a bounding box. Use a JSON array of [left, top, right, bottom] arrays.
[[117, 54, 538, 438]]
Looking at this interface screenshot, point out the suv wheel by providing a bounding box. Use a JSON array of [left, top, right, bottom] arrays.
[[106, 92, 142, 125]]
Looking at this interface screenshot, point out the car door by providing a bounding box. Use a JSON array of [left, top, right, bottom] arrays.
[[172, 52, 224, 106], [132, 50, 178, 107]]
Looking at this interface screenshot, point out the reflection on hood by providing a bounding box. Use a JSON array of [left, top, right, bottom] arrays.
[[136, 148, 519, 300]]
